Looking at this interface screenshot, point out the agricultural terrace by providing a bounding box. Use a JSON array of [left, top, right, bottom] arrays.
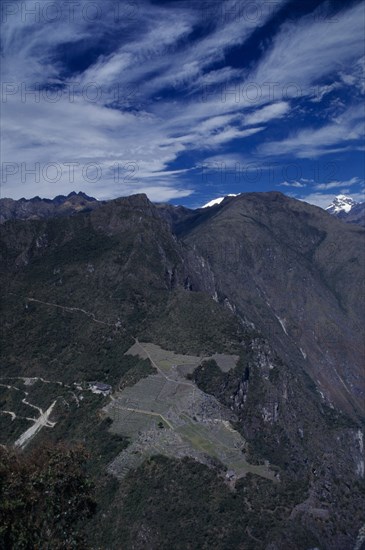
[[105, 341, 275, 483]]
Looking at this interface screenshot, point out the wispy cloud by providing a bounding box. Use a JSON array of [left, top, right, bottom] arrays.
[[279, 181, 307, 188], [252, 1, 365, 92], [1, 0, 364, 202], [1, 0, 289, 199], [244, 102, 290, 125], [314, 177, 363, 191], [259, 106, 364, 158]]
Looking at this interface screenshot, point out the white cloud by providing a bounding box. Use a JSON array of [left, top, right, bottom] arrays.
[[252, 2, 365, 93], [314, 177, 362, 191], [1, 0, 290, 199], [279, 181, 307, 188], [309, 82, 341, 103], [1, 0, 365, 201], [339, 56, 365, 94], [244, 102, 290, 125], [259, 106, 365, 158], [206, 126, 264, 146]]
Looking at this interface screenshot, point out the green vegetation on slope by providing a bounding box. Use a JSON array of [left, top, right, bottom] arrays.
[[90, 455, 318, 550], [0, 444, 95, 550], [141, 289, 243, 355]]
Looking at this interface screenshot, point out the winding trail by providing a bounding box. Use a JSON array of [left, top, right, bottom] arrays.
[[14, 400, 57, 449], [27, 297, 117, 327], [22, 397, 42, 415], [0, 376, 63, 386], [0, 410, 37, 422], [2, 293, 124, 450], [1, 379, 59, 449], [1, 411, 16, 421], [3, 294, 124, 450], [0, 383, 21, 391]]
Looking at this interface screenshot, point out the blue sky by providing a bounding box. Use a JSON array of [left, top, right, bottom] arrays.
[[1, 0, 364, 208]]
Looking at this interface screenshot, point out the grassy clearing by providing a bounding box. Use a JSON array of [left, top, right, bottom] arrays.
[[177, 423, 219, 456], [209, 353, 240, 372]]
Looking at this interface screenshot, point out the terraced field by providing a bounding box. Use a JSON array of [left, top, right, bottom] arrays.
[[105, 341, 275, 483]]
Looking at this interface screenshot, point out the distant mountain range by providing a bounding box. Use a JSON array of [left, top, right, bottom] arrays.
[[325, 194, 358, 215], [0, 191, 102, 224], [2, 191, 364, 228], [325, 194, 365, 226]]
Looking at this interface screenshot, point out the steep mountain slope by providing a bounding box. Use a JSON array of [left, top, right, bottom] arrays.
[[177, 192, 365, 418], [342, 202, 365, 227], [1, 192, 364, 550], [0, 194, 241, 384]]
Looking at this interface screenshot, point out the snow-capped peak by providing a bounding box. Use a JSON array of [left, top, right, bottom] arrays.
[[201, 194, 238, 208], [325, 194, 358, 215]]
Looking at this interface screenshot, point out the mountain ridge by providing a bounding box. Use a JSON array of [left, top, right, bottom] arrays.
[[2, 189, 364, 225], [0, 191, 103, 224]]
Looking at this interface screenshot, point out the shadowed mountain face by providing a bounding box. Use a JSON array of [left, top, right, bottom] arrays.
[[1, 192, 364, 550], [170, 192, 365, 418], [342, 202, 365, 227]]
